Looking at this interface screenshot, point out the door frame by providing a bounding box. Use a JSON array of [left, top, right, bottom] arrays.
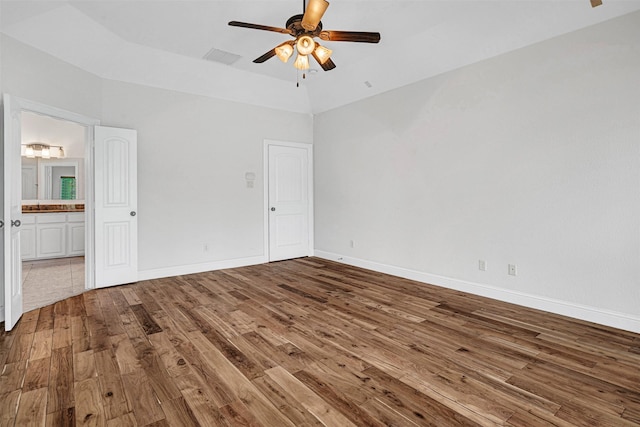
[[263, 139, 314, 261], [5, 96, 100, 293]]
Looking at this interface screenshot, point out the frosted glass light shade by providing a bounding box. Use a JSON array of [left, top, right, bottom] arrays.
[[296, 36, 315, 56], [314, 44, 332, 64], [294, 54, 310, 70], [22, 143, 65, 158], [275, 43, 294, 62], [301, 0, 329, 31]]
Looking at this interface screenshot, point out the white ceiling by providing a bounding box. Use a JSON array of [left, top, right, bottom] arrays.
[[2, 1, 640, 114]]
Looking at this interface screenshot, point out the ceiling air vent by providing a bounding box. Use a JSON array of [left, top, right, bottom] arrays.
[[202, 48, 242, 65]]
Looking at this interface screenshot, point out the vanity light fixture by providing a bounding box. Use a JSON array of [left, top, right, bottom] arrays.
[[21, 143, 65, 159]]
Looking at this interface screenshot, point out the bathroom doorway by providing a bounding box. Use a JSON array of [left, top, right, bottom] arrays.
[[20, 112, 87, 312]]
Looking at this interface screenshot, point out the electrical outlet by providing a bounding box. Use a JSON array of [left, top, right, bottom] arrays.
[[350, 240, 355, 248], [479, 260, 487, 271], [508, 264, 517, 276], [203, 243, 209, 252]]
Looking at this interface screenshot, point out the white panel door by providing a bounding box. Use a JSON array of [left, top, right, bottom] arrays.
[[3, 95, 23, 330], [268, 144, 312, 261], [0, 119, 3, 324], [95, 126, 138, 288], [21, 165, 37, 200]]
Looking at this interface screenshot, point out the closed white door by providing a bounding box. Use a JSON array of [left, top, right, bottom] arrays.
[[21, 165, 37, 200], [95, 126, 138, 288], [267, 143, 313, 261], [3, 95, 23, 330]]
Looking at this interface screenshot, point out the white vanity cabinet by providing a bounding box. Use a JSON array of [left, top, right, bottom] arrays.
[[21, 212, 85, 260], [20, 215, 37, 259], [67, 213, 86, 256], [36, 214, 67, 258]]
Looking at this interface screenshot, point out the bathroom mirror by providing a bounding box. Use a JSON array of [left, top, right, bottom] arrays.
[[21, 158, 83, 202]]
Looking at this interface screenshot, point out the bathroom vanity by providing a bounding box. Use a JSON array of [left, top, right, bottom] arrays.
[[21, 209, 85, 260], [21, 155, 86, 260]]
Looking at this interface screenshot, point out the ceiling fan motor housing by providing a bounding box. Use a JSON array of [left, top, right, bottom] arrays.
[[286, 14, 323, 38]]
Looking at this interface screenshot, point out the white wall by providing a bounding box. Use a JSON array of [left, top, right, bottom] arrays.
[[100, 80, 312, 275], [314, 12, 640, 332], [1, 36, 103, 119], [1, 33, 313, 282]]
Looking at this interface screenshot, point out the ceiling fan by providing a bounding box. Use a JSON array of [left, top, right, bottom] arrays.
[[228, 0, 381, 72]]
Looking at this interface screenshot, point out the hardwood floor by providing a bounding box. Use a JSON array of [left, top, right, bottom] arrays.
[[1, 257, 639, 426]]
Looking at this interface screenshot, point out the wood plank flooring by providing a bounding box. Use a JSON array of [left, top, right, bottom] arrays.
[[1, 257, 639, 426]]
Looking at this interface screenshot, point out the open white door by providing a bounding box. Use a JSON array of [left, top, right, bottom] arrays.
[[267, 142, 313, 262], [0, 100, 3, 325], [3, 95, 23, 330], [95, 126, 138, 288]]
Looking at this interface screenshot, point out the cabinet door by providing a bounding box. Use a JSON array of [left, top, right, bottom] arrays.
[[67, 223, 85, 256], [36, 223, 66, 258], [20, 225, 37, 260]]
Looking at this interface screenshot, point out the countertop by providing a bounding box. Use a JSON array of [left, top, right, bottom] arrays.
[[22, 204, 85, 214]]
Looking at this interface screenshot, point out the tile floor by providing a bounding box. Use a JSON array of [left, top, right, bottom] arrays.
[[22, 257, 85, 313]]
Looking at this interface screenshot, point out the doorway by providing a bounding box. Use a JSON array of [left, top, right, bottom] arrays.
[[3, 95, 99, 330], [264, 140, 314, 261], [20, 112, 87, 312]]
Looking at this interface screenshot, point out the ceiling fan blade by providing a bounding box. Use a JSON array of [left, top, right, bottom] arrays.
[[311, 51, 336, 71], [301, 0, 329, 31], [228, 21, 291, 35], [253, 49, 277, 63], [590, 0, 602, 6], [319, 30, 381, 43], [319, 57, 336, 71]]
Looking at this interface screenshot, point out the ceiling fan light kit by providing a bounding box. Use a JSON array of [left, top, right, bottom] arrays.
[[296, 35, 316, 55], [275, 42, 294, 62], [228, 0, 380, 77], [313, 44, 332, 65], [294, 54, 310, 70]]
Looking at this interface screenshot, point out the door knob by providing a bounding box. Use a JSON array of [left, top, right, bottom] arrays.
[[130, 211, 137, 217], [11, 219, 21, 227], [270, 207, 276, 211]]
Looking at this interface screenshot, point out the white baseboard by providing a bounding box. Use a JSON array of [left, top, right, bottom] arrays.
[[137, 255, 267, 282], [314, 250, 640, 334]]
